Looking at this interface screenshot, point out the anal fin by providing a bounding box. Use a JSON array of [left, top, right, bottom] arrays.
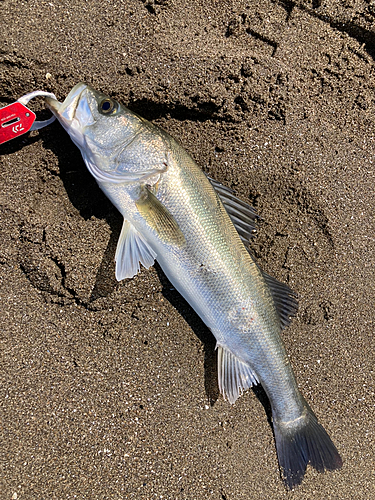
[[115, 219, 157, 281], [217, 345, 258, 404]]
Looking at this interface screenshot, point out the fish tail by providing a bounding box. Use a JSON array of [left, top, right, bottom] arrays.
[[273, 404, 342, 489]]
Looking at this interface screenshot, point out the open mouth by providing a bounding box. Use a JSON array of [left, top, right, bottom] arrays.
[[44, 83, 93, 149], [45, 83, 87, 124]]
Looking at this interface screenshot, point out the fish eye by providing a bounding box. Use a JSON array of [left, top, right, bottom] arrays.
[[99, 98, 117, 115]]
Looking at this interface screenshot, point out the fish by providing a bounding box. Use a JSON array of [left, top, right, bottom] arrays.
[[45, 83, 342, 488]]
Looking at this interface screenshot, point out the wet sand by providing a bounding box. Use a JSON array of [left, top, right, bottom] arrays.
[[1, 1, 374, 498]]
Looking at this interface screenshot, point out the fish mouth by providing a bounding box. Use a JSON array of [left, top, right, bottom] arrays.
[[44, 83, 96, 148], [44, 82, 89, 128]]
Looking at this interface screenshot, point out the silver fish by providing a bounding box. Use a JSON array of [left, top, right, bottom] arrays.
[[45, 83, 342, 488]]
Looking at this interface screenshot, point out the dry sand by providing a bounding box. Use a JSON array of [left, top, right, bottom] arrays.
[[1, 1, 375, 498]]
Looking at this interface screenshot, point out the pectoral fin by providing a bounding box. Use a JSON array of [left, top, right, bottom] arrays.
[[115, 219, 157, 280], [136, 186, 185, 246]]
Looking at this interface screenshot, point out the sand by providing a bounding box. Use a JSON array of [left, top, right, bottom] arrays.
[[1, 1, 374, 498]]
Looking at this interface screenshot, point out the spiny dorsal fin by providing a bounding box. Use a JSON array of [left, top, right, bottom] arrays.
[[262, 271, 298, 329], [136, 186, 185, 246], [217, 345, 259, 404], [115, 219, 157, 280], [207, 176, 259, 244]]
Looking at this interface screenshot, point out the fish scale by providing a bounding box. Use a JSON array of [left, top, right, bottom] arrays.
[[45, 83, 342, 489]]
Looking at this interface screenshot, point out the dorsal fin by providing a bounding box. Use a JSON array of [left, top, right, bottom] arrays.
[[262, 271, 298, 329], [209, 175, 297, 328], [207, 176, 298, 328], [207, 176, 259, 244]]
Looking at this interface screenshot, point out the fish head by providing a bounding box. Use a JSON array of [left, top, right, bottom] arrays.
[[45, 83, 166, 184]]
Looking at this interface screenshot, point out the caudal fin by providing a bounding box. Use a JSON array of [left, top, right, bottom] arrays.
[[273, 406, 342, 489]]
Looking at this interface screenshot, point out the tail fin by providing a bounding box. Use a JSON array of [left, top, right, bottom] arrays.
[[273, 406, 342, 489]]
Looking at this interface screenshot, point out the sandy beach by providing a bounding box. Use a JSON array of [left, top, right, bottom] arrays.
[[1, 1, 374, 498]]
